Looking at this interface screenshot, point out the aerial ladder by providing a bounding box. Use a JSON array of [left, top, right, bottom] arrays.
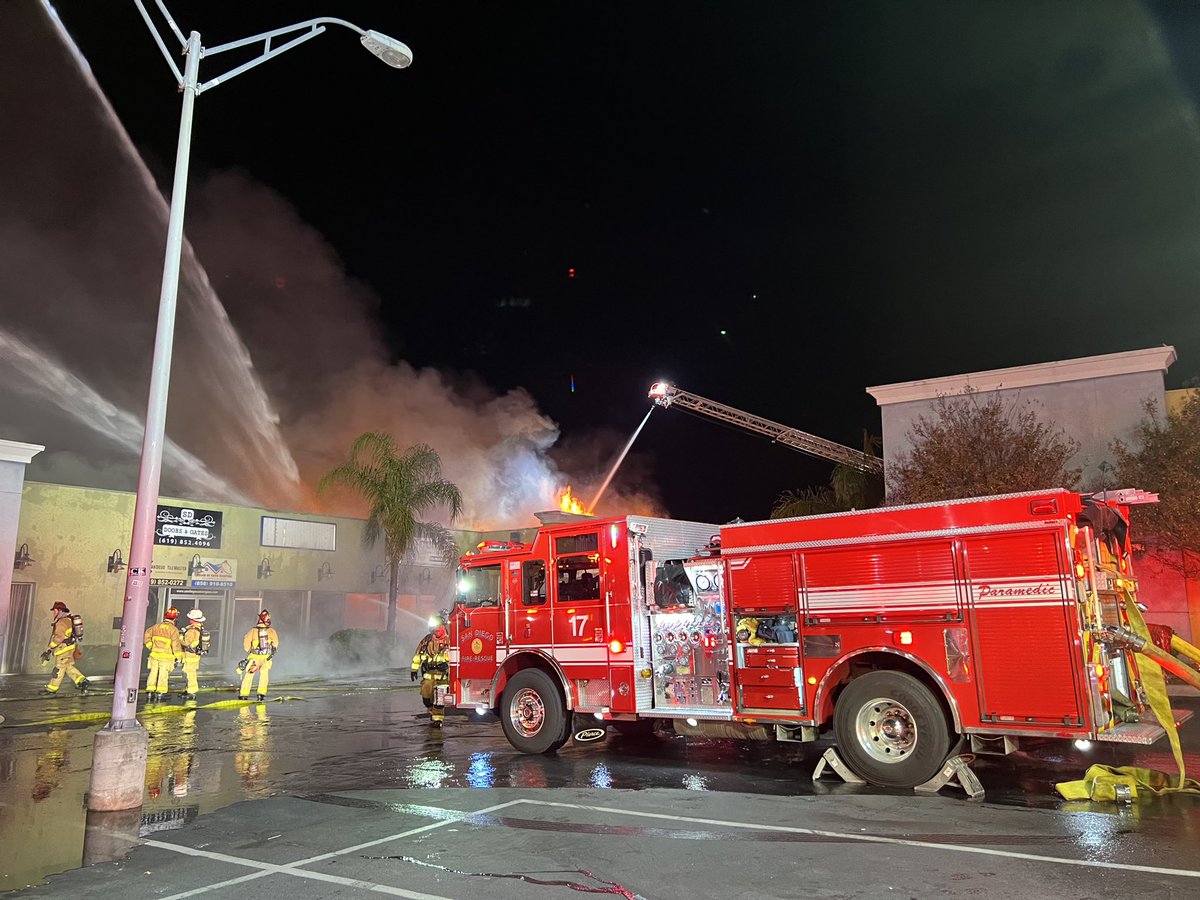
[[648, 382, 884, 474]]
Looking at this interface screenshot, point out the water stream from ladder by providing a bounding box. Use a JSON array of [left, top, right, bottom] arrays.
[[588, 406, 655, 512]]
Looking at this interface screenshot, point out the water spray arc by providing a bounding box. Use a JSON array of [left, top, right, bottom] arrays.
[[0, 329, 249, 502], [40, 0, 304, 506], [588, 406, 655, 512], [88, 2, 412, 813]]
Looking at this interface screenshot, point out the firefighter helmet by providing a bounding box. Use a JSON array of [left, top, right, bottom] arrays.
[[428, 613, 447, 639], [187, 608, 205, 623], [164, 607, 180, 621], [734, 617, 761, 643], [258, 609, 271, 626], [51, 601, 69, 613]]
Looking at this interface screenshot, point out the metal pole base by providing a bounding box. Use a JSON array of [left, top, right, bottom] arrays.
[[87, 722, 148, 811], [914, 753, 985, 800]]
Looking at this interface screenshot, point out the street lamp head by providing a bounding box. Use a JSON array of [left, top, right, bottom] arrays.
[[360, 30, 412, 68]]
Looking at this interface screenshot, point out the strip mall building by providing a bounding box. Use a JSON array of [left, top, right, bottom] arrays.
[[2, 346, 1196, 675]]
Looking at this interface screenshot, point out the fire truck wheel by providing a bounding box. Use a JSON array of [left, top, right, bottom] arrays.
[[832, 670, 953, 788], [500, 669, 570, 754]]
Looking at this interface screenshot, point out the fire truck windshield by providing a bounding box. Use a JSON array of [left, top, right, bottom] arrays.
[[457, 563, 501, 607]]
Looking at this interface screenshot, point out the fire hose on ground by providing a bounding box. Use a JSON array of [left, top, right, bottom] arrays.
[[1055, 595, 1200, 802]]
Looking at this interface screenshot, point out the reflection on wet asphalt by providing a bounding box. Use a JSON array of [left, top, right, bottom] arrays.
[[0, 674, 1197, 889]]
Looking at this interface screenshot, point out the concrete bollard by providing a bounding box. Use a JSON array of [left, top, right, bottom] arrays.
[[87, 723, 148, 811], [82, 806, 143, 867]]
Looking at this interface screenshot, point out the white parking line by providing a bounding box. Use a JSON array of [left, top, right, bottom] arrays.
[[146, 792, 1200, 898], [152, 799, 525, 900], [522, 798, 1200, 880]]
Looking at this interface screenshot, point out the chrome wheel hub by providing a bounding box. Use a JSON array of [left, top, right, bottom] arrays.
[[854, 696, 917, 764], [511, 687, 546, 738]]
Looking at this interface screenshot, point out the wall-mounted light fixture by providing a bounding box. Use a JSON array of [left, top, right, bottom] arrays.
[[317, 561, 334, 581], [107, 549, 126, 573], [14, 543, 34, 570], [257, 557, 274, 579], [370, 564, 387, 584], [187, 553, 203, 576]]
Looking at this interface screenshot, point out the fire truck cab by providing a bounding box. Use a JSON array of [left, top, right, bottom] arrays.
[[447, 490, 1187, 789]]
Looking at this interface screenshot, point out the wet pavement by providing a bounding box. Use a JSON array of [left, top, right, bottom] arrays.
[[1, 672, 1198, 897]]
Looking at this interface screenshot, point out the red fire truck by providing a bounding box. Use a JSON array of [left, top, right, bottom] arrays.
[[446, 488, 1189, 788]]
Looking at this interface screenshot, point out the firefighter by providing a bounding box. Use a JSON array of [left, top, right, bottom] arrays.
[[41, 601, 90, 694], [179, 609, 209, 700], [143, 607, 183, 702], [238, 609, 278, 701], [411, 615, 450, 726], [734, 617, 767, 645]]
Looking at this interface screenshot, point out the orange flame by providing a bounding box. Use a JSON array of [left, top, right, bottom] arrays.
[[558, 484, 585, 514]]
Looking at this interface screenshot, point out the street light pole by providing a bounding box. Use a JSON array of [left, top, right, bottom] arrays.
[[87, 4, 411, 812]]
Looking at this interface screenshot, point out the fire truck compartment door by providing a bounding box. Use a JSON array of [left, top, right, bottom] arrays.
[[964, 532, 1085, 726]]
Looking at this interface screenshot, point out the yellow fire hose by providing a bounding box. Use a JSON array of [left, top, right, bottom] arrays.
[[1172, 633, 1200, 669], [1056, 590, 1200, 801], [7, 696, 304, 728]]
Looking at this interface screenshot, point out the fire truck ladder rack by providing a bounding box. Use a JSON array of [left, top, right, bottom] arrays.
[[813, 747, 985, 800], [648, 382, 884, 474]]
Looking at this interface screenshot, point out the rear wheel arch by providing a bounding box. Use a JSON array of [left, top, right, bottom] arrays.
[[815, 648, 961, 732]]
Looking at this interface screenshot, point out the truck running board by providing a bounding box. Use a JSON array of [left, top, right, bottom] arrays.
[[1095, 708, 1194, 744]]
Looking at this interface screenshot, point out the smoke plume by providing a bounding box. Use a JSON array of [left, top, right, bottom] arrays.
[[0, 2, 662, 529]]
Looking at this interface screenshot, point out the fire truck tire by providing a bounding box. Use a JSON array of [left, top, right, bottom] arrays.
[[832, 670, 953, 788], [500, 669, 570, 754]]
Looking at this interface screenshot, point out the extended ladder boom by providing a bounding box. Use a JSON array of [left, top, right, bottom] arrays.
[[649, 382, 883, 474]]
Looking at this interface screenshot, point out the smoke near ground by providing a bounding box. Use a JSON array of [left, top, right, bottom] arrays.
[[0, 3, 662, 529]]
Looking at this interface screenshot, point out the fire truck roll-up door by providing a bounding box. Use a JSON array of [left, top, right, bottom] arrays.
[[632, 517, 732, 720], [962, 528, 1087, 729], [725, 552, 805, 715]]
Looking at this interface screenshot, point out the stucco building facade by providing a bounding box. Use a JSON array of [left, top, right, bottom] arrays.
[[2, 481, 519, 676]]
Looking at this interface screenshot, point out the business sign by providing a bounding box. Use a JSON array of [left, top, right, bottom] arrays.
[[190, 557, 237, 588], [154, 505, 223, 548], [150, 560, 190, 587]]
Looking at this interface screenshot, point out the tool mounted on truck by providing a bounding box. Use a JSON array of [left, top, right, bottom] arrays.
[[648, 381, 883, 474]]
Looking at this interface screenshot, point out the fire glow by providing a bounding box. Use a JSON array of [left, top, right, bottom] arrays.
[[558, 484, 587, 514]]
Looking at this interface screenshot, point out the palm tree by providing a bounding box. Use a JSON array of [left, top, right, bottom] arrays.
[[772, 431, 884, 518], [319, 433, 463, 633]]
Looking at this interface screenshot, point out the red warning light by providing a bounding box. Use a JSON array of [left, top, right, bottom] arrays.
[[568, 267, 576, 279]]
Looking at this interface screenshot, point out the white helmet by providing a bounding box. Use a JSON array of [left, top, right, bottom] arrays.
[[187, 609, 206, 622]]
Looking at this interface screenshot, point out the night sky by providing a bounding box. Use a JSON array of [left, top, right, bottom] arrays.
[[12, 1, 1200, 525]]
